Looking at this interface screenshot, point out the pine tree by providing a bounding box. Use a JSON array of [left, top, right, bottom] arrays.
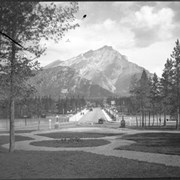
[[170, 39, 180, 129], [160, 40, 180, 129], [130, 74, 140, 114], [149, 73, 161, 126], [160, 58, 174, 125], [130, 70, 151, 127], [0, 1, 79, 152]]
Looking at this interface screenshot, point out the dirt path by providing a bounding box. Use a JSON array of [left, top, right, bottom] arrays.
[[1, 127, 180, 167]]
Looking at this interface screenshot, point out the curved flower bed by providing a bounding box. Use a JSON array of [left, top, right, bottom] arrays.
[[30, 139, 110, 148]]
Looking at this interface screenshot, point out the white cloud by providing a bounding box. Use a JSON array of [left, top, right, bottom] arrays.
[[135, 6, 174, 37], [103, 19, 116, 31], [120, 5, 175, 45], [120, 39, 175, 76], [140, 6, 173, 26], [37, 2, 178, 78], [38, 17, 135, 66]]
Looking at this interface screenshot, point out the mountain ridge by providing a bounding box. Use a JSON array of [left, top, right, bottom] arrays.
[[29, 65, 113, 99], [44, 45, 151, 96]]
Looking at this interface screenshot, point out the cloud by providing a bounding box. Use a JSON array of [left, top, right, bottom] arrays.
[[38, 1, 180, 77], [38, 17, 136, 66], [120, 5, 175, 47], [134, 6, 174, 30], [121, 39, 175, 76]]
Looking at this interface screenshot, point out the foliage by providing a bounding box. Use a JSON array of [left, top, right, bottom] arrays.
[[149, 73, 162, 116], [160, 58, 174, 114], [0, 1, 79, 99], [130, 70, 151, 111], [160, 40, 180, 120], [0, 95, 87, 119], [56, 96, 86, 114], [0, 1, 79, 151]]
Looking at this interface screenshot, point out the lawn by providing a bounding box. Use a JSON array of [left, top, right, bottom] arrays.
[[116, 132, 180, 155], [30, 139, 110, 148], [0, 135, 34, 152], [36, 132, 123, 139], [0, 133, 180, 178], [129, 126, 177, 131], [0, 130, 36, 134], [1, 150, 180, 178]]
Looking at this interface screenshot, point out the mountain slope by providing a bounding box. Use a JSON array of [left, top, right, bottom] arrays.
[[43, 60, 63, 69], [48, 45, 151, 96], [29, 66, 113, 99]]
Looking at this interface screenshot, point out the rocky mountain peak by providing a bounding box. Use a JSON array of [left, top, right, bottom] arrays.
[[101, 45, 113, 50], [44, 59, 63, 69], [43, 46, 151, 96]]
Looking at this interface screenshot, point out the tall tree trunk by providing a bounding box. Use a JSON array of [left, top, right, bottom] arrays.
[[164, 111, 166, 126], [9, 41, 16, 152], [148, 111, 150, 127], [144, 111, 146, 127], [140, 114, 142, 127], [142, 109, 144, 127], [9, 99, 15, 152], [177, 107, 180, 130], [159, 113, 161, 126], [176, 64, 180, 130], [136, 115, 138, 127], [152, 105, 155, 126]]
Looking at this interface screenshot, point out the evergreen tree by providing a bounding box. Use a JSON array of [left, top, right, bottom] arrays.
[[149, 73, 161, 125], [0, 2, 79, 152], [130, 74, 140, 114], [130, 70, 151, 127], [171, 39, 180, 129], [160, 39, 180, 129], [160, 58, 174, 125]]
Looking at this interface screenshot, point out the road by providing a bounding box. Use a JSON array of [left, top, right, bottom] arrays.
[[78, 108, 107, 125]]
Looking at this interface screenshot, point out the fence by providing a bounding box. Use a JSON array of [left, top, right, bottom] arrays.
[[104, 108, 176, 127], [0, 109, 89, 131], [0, 115, 73, 131]]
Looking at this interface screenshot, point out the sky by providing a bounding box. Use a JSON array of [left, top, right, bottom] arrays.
[[38, 1, 180, 77]]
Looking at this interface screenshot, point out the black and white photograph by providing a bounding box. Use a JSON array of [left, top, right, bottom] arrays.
[[0, 1, 180, 179]]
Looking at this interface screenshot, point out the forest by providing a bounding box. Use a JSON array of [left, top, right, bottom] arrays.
[[107, 40, 180, 129]]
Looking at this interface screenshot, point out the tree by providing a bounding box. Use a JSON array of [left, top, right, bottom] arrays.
[[160, 58, 174, 125], [130, 74, 140, 115], [130, 70, 151, 127], [160, 40, 180, 129], [149, 73, 161, 126], [170, 39, 180, 129], [0, 1, 79, 152]]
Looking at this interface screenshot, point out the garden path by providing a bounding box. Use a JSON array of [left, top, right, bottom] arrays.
[[1, 127, 180, 167]]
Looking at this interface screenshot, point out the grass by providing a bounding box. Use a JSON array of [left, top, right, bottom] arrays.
[[0, 130, 36, 134], [36, 132, 123, 139], [30, 139, 110, 148], [116, 133, 180, 155], [0, 133, 180, 178], [0, 135, 34, 152], [0, 151, 180, 179], [128, 126, 177, 130]]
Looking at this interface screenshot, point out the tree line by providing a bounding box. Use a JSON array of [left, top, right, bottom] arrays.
[[107, 40, 180, 129], [0, 1, 79, 152], [0, 95, 86, 119]]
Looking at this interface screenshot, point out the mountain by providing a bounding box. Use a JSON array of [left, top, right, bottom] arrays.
[[29, 66, 113, 99], [46, 45, 151, 96], [44, 60, 63, 69]]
